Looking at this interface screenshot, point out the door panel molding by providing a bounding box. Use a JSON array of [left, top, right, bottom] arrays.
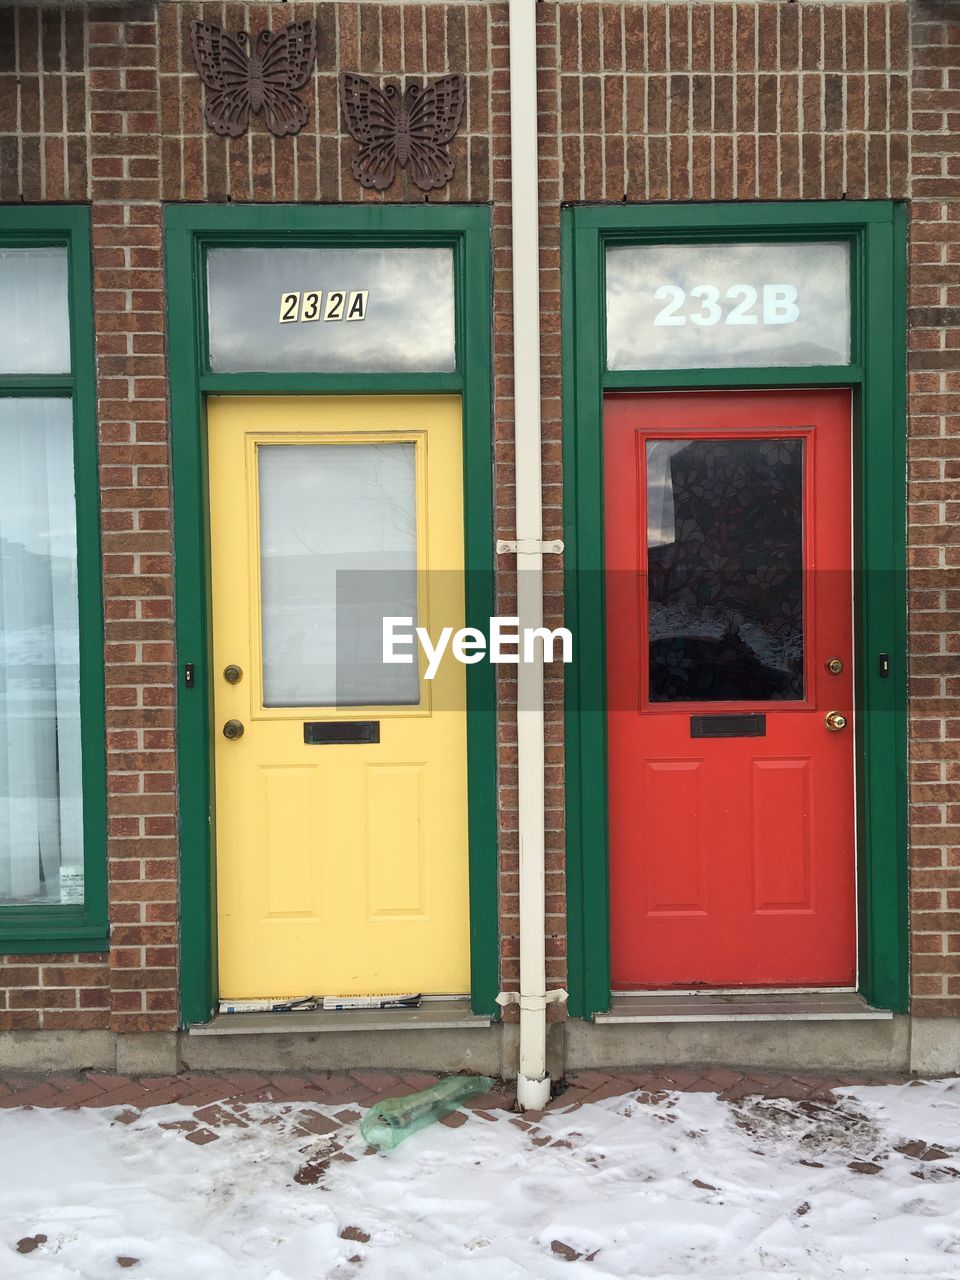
[[165, 205, 496, 1024], [562, 202, 908, 1017], [239, 421, 434, 723]]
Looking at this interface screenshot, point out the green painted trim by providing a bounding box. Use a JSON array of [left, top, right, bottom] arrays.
[[458, 206, 498, 1018], [562, 214, 589, 1017], [563, 201, 909, 1017], [562, 214, 612, 1019], [199, 372, 463, 395], [604, 366, 863, 391], [166, 215, 216, 1025], [0, 375, 75, 393], [166, 201, 485, 240], [0, 929, 109, 956], [0, 205, 108, 956], [166, 203, 497, 1025], [573, 199, 896, 233], [854, 203, 910, 1012], [67, 205, 110, 960]]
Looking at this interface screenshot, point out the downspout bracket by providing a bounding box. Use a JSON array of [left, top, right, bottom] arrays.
[[496, 988, 569, 1013], [496, 538, 564, 556]]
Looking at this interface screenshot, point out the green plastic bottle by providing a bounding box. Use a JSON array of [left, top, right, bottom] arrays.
[[359, 1074, 497, 1152]]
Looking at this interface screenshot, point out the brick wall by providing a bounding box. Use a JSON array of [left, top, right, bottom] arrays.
[[0, 954, 109, 1032], [0, 0, 958, 1032], [0, 0, 509, 1033], [88, 8, 174, 1035], [906, 0, 960, 1016], [0, 6, 88, 201], [554, 2, 910, 202], [154, 3, 493, 203], [541, 0, 957, 1018]]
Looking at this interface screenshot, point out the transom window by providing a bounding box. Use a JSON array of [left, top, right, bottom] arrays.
[[605, 240, 852, 371], [205, 245, 456, 374]]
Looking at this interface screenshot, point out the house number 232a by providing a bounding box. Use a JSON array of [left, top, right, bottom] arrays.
[[278, 290, 369, 324], [652, 283, 800, 327]]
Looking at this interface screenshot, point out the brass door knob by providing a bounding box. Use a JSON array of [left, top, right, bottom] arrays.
[[825, 711, 847, 732], [222, 719, 245, 740]]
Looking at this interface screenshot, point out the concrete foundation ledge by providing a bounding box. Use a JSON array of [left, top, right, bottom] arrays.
[[178, 1025, 504, 1075], [0, 1030, 116, 1072], [909, 1019, 960, 1075], [115, 1032, 179, 1076], [564, 1015, 912, 1074], [4, 1014, 957, 1080]]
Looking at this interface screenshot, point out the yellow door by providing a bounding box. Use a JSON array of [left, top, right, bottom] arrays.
[[208, 395, 469, 999]]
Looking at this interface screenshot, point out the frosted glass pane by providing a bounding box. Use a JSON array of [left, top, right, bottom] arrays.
[[207, 247, 456, 373], [0, 399, 84, 906], [0, 248, 71, 374], [259, 441, 419, 707], [606, 242, 851, 370]]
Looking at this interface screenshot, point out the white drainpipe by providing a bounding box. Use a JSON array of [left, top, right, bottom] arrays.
[[495, 0, 567, 1111]]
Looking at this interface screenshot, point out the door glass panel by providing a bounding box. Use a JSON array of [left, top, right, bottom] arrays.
[[0, 398, 84, 905], [646, 437, 804, 703], [259, 441, 419, 708], [0, 247, 71, 375], [606, 241, 851, 370], [207, 247, 456, 374]]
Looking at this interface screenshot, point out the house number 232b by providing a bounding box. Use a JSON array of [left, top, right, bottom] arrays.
[[652, 283, 800, 327], [278, 290, 369, 324]]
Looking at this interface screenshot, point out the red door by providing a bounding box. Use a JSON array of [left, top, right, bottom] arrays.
[[605, 390, 855, 990]]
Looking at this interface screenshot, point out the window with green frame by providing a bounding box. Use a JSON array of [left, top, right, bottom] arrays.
[[0, 206, 107, 954]]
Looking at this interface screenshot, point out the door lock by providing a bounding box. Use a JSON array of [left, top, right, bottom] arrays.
[[223, 664, 243, 684], [222, 719, 245, 740], [825, 657, 844, 675], [824, 711, 848, 732]]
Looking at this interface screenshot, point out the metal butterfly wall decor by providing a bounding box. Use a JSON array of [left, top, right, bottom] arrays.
[[190, 19, 317, 138], [339, 72, 466, 192]]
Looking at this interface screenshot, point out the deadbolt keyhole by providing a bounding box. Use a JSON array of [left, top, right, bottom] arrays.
[[223, 664, 243, 684]]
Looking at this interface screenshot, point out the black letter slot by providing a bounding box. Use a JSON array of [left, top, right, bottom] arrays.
[[304, 721, 380, 745], [690, 714, 766, 739]]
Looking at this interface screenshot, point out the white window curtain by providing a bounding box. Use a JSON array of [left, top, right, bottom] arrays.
[[0, 398, 83, 905]]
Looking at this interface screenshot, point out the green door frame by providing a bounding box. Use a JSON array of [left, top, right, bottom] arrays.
[[165, 204, 497, 1025], [562, 201, 909, 1018]]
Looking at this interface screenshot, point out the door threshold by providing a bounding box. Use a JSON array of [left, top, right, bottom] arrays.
[[595, 990, 892, 1024], [617, 985, 856, 997], [188, 996, 491, 1036]]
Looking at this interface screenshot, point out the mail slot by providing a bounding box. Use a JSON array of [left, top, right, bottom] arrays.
[[303, 721, 380, 744], [690, 714, 766, 739]]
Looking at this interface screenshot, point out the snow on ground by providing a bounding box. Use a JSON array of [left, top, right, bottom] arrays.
[[2, 1080, 960, 1279]]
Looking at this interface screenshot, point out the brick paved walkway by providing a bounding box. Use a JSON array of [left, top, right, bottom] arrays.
[[0, 1067, 915, 1161], [0, 1066, 908, 1115]]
